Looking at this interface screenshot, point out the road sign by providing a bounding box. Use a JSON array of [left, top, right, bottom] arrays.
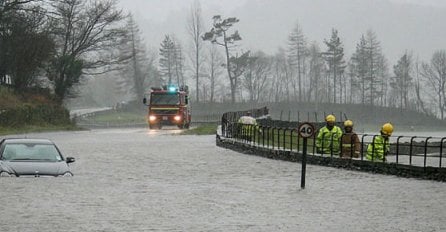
[[298, 122, 315, 138], [297, 122, 314, 189]]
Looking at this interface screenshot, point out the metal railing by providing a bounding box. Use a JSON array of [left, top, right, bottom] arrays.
[[222, 122, 446, 169]]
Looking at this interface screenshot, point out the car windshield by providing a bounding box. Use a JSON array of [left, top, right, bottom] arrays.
[[1, 143, 62, 162], [150, 93, 179, 105]]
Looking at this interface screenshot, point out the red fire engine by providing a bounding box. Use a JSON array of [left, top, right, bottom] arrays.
[[143, 85, 191, 129]]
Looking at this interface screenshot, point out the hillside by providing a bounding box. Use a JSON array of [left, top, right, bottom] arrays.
[[191, 101, 446, 132]]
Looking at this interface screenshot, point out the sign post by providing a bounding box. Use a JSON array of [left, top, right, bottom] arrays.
[[298, 122, 315, 189]]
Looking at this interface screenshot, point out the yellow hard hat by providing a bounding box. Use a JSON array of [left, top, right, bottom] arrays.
[[381, 123, 394, 136], [344, 120, 353, 127], [325, 114, 336, 122]]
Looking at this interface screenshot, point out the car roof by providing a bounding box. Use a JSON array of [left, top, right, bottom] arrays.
[[1, 138, 54, 145]]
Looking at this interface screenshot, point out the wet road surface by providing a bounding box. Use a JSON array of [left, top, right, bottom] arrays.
[[1, 128, 445, 231]]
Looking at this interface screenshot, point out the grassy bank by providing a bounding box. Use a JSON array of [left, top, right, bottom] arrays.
[[0, 86, 76, 135], [86, 111, 146, 124]]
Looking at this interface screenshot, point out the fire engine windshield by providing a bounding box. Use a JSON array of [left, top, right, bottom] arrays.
[[150, 93, 180, 105]]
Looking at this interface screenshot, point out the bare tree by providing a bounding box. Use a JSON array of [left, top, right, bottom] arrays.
[[421, 50, 446, 119], [187, 0, 203, 102], [242, 51, 270, 103], [204, 44, 223, 103], [47, 0, 126, 102], [0, 0, 41, 15], [413, 56, 428, 114], [270, 50, 283, 103], [391, 51, 413, 109]]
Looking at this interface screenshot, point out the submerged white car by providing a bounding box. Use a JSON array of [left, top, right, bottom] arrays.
[[0, 138, 75, 177]]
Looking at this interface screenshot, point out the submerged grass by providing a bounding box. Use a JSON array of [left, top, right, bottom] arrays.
[[180, 124, 218, 135], [0, 124, 82, 136], [88, 111, 145, 123]]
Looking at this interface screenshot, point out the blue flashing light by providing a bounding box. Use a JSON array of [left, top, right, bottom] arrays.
[[168, 86, 177, 92]]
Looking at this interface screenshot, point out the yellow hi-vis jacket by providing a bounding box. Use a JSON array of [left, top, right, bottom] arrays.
[[366, 135, 390, 162], [316, 126, 343, 155], [238, 116, 260, 138]]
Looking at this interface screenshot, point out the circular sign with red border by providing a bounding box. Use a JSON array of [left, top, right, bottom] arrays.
[[298, 122, 315, 138]]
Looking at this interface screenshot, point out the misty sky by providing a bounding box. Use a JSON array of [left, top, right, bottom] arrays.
[[117, 0, 446, 63]]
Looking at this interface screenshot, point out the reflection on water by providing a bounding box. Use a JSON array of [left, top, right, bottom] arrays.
[[145, 126, 183, 135]]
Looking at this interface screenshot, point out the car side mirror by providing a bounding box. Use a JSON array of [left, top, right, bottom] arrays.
[[185, 96, 188, 105], [66, 157, 75, 163], [143, 98, 147, 105]]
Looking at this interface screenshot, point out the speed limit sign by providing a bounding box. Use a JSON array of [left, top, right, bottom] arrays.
[[298, 122, 314, 189], [298, 122, 315, 138]]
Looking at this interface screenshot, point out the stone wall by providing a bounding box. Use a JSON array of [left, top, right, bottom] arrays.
[[216, 134, 446, 182]]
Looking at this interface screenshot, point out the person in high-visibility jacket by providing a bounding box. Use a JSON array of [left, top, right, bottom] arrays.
[[316, 114, 343, 155], [340, 120, 361, 158], [237, 111, 261, 141], [366, 123, 393, 162]]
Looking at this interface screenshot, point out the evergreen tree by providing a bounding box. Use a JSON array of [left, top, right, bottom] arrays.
[[364, 30, 383, 106], [377, 54, 390, 106], [287, 22, 307, 102], [322, 29, 346, 104], [116, 15, 151, 102], [0, 1, 52, 91], [159, 35, 176, 84], [351, 31, 388, 106], [351, 35, 368, 104], [307, 42, 324, 103], [346, 60, 357, 104], [173, 40, 185, 86], [203, 15, 248, 103]]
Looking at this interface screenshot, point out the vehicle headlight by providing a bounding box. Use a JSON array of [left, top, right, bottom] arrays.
[[0, 171, 13, 177], [60, 172, 73, 177], [174, 115, 181, 121], [149, 115, 157, 121]]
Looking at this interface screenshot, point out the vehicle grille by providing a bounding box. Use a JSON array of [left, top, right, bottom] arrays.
[[151, 109, 178, 115]]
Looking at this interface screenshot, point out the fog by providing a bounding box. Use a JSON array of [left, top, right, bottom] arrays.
[[118, 0, 446, 63], [66, 0, 446, 121]]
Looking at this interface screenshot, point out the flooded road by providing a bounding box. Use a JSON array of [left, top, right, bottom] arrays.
[[1, 128, 445, 231]]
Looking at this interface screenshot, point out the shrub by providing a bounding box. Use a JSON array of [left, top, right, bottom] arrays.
[[0, 87, 72, 128]]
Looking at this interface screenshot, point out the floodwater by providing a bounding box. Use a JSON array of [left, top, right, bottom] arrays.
[[0, 128, 445, 231]]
